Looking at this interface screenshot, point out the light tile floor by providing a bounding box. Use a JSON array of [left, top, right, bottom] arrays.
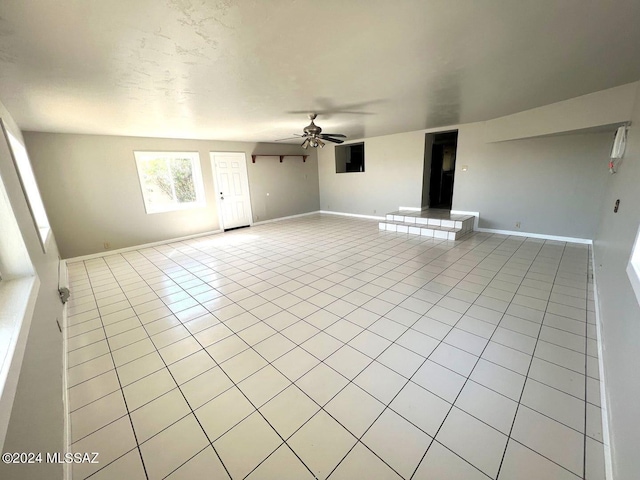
[[65, 214, 606, 479]]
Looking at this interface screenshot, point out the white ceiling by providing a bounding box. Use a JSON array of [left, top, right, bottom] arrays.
[[1, 0, 639, 143]]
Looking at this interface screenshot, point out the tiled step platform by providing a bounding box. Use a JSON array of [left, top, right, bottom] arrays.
[[379, 209, 476, 240]]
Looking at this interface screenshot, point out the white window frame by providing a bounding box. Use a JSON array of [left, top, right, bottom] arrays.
[[0, 120, 40, 451], [2, 121, 51, 252], [626, 223, 640, 305], [134, 151, 206, 214]]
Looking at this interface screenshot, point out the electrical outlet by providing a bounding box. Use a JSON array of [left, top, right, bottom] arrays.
[[104, 242, 111, 249], [515, 222, 521, 229], [373, 209, 377, 214]]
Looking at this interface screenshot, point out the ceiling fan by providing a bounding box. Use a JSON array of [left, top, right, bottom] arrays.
[[276, 113, 346, 149]]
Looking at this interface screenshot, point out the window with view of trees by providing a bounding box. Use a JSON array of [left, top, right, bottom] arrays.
[[134, 151, 205, 214]]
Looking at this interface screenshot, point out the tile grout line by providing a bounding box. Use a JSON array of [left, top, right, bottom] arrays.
[[67, 219, 592, 479], [103, 253, 246, 480], [407, 238, 554, 479], [104, 223, 500, 478], [473, 243, 560, 479], [75, 260, 151, 480], [130, 222, 482, 479], [66, 284, 597, 416], [493, 241, 582, 479], [79, 235, 545, 400], [71, 224, 536, 476], [75, 256, 234, 478], [65, 229, 491, 337], [326, 235, 525, 480], [261, 234, 513, 479], [113, 248, 319, 480]]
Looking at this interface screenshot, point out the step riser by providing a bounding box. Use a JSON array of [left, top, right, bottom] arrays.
[[378, 222, 472, 241], [385, 214, 474, 232], [381, 209, 477, 241]]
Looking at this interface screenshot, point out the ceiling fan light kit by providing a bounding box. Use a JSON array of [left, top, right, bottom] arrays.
[[278, 113, 347, 148]]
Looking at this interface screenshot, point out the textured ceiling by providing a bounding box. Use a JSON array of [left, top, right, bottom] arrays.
[[0, 0, 639, 142]]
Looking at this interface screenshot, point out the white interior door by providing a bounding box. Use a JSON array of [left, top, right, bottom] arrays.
[[210, 152, 253, 230]]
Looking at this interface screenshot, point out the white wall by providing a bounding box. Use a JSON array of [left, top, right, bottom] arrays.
[[245, 148, 320, 222], [319, 126, 610, 239], [0, 102, 64, 480], [450, 83, 638, 239], [23, 133, 319, 258], [318, 131, 426, 215], [452, 124, 611, 239], [592, 83, 640, 480]]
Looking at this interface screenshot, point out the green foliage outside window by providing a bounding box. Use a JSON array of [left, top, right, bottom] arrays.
[[142, 157, 196, 203]]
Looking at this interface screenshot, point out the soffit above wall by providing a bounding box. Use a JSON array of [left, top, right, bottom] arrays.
[[0, 0, 639, 142], [484, 82, 638, 143]]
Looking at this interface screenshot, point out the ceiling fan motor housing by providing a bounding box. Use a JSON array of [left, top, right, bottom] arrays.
[[303, 121, 322, 137], [284, 113, 345, 148]]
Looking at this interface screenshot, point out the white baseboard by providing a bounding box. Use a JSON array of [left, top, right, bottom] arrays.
[[66, 211, 329, 263], [65, 230, 223, 263], [252, 210, 320, 226], [398, 206, 422, 212], [450, 210, 480, 230], [476, 227, 592, 245], [65, 211, 326, 263], [61, 294, 71, 480], [319, 210, 385, 220], [591, 249, 614, 480]]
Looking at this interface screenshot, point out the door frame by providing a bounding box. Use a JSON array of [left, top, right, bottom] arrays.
[[209, 151, 254, 231]]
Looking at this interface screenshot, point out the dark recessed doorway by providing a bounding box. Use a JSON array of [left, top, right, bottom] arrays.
[[422, 131, 458, 210]]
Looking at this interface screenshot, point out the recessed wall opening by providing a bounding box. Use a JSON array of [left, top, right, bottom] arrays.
[[335, 142, 365, 173], [422, 131, 458, 209]]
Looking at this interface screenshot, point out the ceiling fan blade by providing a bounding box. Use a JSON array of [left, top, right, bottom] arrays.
[[323, 137, 344, 144], [320, 133, 346, 138], [275, 136, 304, 141]]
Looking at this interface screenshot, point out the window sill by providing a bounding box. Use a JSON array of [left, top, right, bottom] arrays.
[[0, 275, 40, 449]]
